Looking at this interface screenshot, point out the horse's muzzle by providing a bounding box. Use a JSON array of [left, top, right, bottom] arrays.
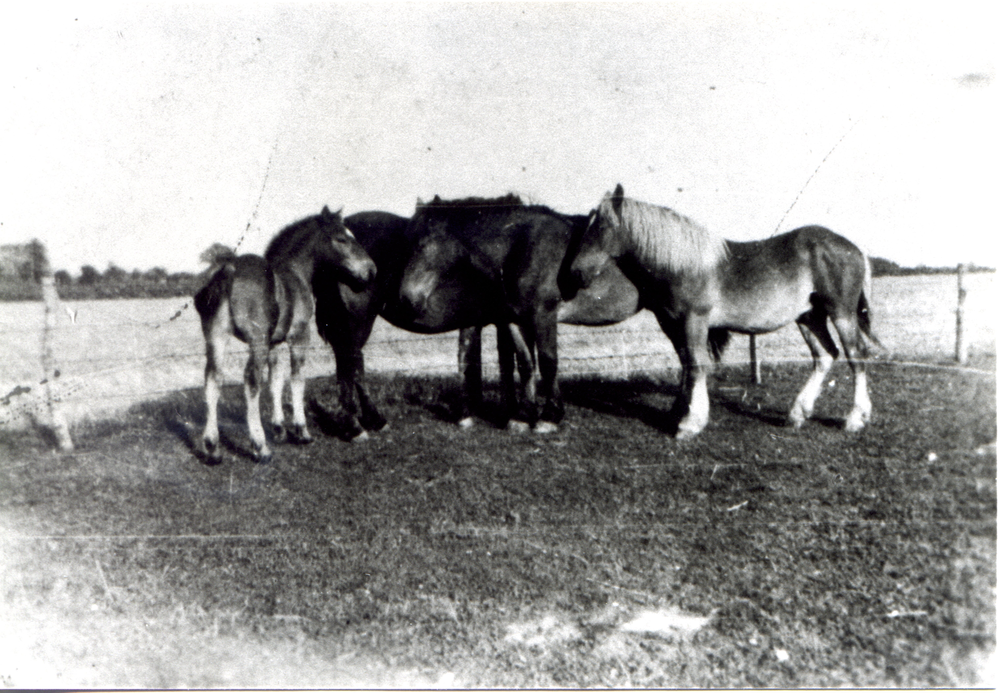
[[343, 261, 377, 292], [399, 285, 431, 319]]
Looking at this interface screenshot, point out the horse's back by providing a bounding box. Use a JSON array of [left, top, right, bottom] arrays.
[[715, 226, 869, 330], [344, 211, 411, 263]]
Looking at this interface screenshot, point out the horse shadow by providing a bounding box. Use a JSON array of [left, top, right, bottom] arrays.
[[154, 389, 266, 465], [713, 389, 845, 431], [563, 375, 847, 433], [403, 378, 513, 429], [560, 376, 682, 435]]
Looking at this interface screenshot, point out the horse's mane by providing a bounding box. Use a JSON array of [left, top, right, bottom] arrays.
[[264, 212, 328, 266], [420, 193, 524, 211], [606, 195, 727, 275]]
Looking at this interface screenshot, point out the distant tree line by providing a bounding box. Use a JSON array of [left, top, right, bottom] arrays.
[[869, 257, 995, 277], [0, 241, 234, 301], [0, 242, 994, 301], [45, 264, 206, 300]]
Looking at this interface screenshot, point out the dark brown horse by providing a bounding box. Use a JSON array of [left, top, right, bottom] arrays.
[[315, 204, 543, 434], [561, 184, 880, 438], [194, 206, 376, 462], [312, 200, 639, 434], [399, 195, 644, 432], [311, 209, 496, 439], [400, 202, 641, 430]]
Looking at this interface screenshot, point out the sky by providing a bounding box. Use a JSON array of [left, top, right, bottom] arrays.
[[1, 2, 995, 274]]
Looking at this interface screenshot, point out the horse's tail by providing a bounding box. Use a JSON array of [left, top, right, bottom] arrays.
[[858, 253, 885, 352], [708, 327, 731, 363], [194, 262, 236, 325]]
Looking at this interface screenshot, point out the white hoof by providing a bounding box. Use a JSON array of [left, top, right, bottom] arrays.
[[675, 426, 700, 441], [787, 405, 808, 429], [351, 430, 370, 443], [507, 420, 531, 434], [534, 420, 558, 435], [844, 411, 866, 433], [457, 416, 475, 429]]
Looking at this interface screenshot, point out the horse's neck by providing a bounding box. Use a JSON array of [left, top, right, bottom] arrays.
[[269, 252, 316, 286]]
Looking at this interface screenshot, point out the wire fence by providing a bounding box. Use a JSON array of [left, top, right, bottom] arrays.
[[0, 272, 994, 431]]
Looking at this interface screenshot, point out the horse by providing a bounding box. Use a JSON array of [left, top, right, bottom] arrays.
[[194, 206, 376, 463], [398, 194, 644, 432], [399, 199, 641, 430], [314, 204, 542, 435], [311, 208, 496, 439], [560, 184, 880, 439]]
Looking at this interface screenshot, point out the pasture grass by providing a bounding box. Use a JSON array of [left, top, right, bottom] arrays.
[[0, 358, 995, 688]]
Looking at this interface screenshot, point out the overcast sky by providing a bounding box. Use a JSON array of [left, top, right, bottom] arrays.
[[2, 2, 994, 273]]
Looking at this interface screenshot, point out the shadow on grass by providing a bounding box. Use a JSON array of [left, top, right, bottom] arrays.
[[561, 375, 681, 435]]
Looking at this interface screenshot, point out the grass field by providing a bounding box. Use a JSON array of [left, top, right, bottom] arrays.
[[0, 355, 994, 687]]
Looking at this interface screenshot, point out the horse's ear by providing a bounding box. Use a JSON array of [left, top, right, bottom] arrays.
[[432, 195, 442, 202], [321, 205, 332, 217], [612, 184, 625, 214]]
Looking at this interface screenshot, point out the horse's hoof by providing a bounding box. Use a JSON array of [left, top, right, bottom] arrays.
[[203, 439, 223, 464], [674, 423, 704, 440], [272, 425, 287, 444], [787, 411, 807, 429], [534, 420, 558, 435], [256, 450, 273, 464], [457, 416, 475, 429], [351, 430, 370, 443], [291, 426, 313, 445], [507, 420, 531, 434], [844, 414, 865, 433]]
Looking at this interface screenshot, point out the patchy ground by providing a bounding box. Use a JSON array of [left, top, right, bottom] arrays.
[[0, 358, 995, 687]]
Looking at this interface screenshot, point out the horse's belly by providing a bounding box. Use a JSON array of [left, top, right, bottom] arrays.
[[714, 283, 812, 333]]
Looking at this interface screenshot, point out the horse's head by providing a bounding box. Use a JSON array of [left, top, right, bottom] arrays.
[[398, 218, 472, 319], [559, 185, 626, 299], [319, 206, 377, 291]]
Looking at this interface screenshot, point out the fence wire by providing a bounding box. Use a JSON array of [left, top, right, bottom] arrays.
[[1, 274, 995, 428]]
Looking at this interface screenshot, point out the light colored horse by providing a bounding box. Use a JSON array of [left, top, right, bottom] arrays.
[[194, 207, 376, 463], [561, 184, 880, 439]]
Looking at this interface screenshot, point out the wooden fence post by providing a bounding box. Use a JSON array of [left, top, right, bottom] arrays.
[[955, 263, 968, 365], [38, 246, 74, 452], [749, 334, 762, 384]]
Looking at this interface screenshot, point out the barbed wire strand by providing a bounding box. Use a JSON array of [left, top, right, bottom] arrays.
[[771, 118, 860, 236]]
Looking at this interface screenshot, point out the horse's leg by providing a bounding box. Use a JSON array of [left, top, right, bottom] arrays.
[[287, 334, 313, 444], [353, 352, 387, 433], [267, 343, 288, 443], [244, 341, 272, 462], [788, 310, 837, 428], [674, 312, 713, 439], [333, 343, 368, 442], [202, 325, 227, 463], [831, 312, 872, 432], [497, 324, 517, 425], [457, 326, 482, 427], [652, 310, 692, 421], [534, 315, 562, 434], [506, 323, 538, 433]]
